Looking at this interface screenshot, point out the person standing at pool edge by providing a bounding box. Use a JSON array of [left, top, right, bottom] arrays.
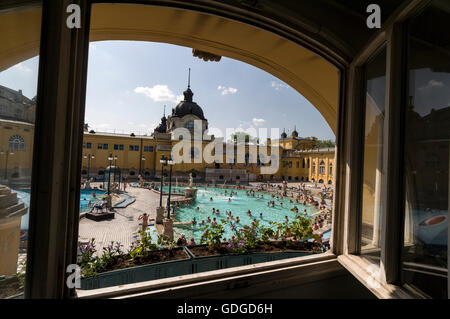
[[138, 213, 149, 231]]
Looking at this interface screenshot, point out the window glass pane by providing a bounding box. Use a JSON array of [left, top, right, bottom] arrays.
[[403, 0, 449, 299], [360, 47, 386, 264], [0, 4, 42, 299]]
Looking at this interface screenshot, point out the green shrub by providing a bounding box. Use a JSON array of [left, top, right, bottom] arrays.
[[130, 230, 158, 259], [200, 219, 225, 250]]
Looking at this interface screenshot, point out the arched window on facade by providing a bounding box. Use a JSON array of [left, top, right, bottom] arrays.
[[8, 135, 25, 151], [329, 163, 333, 175], [319, 161, 325, 174], [312, 162, 316, 174]]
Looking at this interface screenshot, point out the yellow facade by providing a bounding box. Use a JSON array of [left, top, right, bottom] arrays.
[[80, 131, 334, 183], [0, 119, 34, 181], [0, 120, 335, 184], [1, 85, 335, 184]]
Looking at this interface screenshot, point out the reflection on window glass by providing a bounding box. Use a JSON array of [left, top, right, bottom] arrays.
[[360, 47, 386, 264], [403, 0, 449, 299], [0, 5, 41, 299]]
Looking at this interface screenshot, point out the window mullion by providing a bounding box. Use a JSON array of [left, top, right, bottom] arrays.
[[379, 23, 407, 285]]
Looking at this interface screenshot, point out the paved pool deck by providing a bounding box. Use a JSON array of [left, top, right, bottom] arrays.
[[78, 186, 182, 255], [77, 182, 333, 256]]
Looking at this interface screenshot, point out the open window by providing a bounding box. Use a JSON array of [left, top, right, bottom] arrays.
[[1, 0, 448, 300]]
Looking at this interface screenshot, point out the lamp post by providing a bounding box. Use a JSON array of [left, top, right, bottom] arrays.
[[141, 156, 146, 180], [83, 154, 95, 180], [1, 150, 14, 180], [159, 155, 167, 207], [113, 155, 118, 184], [166, 158, 174, 219], [113, 155, 121, 191], [107, 153, 113, 195]]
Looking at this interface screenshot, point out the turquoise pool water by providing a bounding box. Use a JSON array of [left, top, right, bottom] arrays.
[[15, 189, 107, 231], [168, 186, 321, 243]]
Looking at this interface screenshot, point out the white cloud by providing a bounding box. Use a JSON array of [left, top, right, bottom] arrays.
[[419, 80, 444, 91], [134, 85, 182, 103], [13, 63, 32, 73], [252, 118, 265, 127], [270, 81, 288, 90], [217, 85, 238, 95], [96, 123, 112, 129]]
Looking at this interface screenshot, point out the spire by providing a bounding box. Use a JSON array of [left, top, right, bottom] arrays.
[[188, 68, 191, 88], [183, 68, 194, 102], [291, 125, 299, 138], [163, 105, 166, 117]]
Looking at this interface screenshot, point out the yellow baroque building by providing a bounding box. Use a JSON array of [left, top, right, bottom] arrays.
[[0, 84, 335, 185]]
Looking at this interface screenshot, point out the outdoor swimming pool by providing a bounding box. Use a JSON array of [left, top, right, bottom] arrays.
[[168, 186, 324, 243], [15, 189, 107, 231]]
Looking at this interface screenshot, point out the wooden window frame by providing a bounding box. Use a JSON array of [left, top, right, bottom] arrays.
[[17, 0, 438, 299], [337, 0, 434, 299]]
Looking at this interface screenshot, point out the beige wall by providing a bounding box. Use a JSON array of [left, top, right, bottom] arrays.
[[0, 119, 34, 179]]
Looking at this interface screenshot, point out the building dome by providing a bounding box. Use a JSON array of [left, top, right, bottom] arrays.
[[281, 129, 287, 139], [154, 115, 167, 133], [291, 126, 299, 138], [172, 87, 206, 120]]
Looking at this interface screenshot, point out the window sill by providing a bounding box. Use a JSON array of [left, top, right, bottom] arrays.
[[337, 254, 426, 299], [76, 251, 336, 299]]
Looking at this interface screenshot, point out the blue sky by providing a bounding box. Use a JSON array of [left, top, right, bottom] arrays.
[[0, 41, 335, 141]]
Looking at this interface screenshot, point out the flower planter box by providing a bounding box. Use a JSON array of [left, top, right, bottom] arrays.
[[184, 243, 316, 273], [79, 243, 320, 291], [80, 247, 191, 290]]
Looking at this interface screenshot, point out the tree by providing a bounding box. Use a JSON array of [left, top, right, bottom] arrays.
[[229, 132, 259, 144], [316, 139, 335, 148]]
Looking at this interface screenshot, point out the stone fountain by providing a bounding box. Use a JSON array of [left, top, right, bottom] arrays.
[[184, 173, 198, 200], [0, 185, 27, 277]]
